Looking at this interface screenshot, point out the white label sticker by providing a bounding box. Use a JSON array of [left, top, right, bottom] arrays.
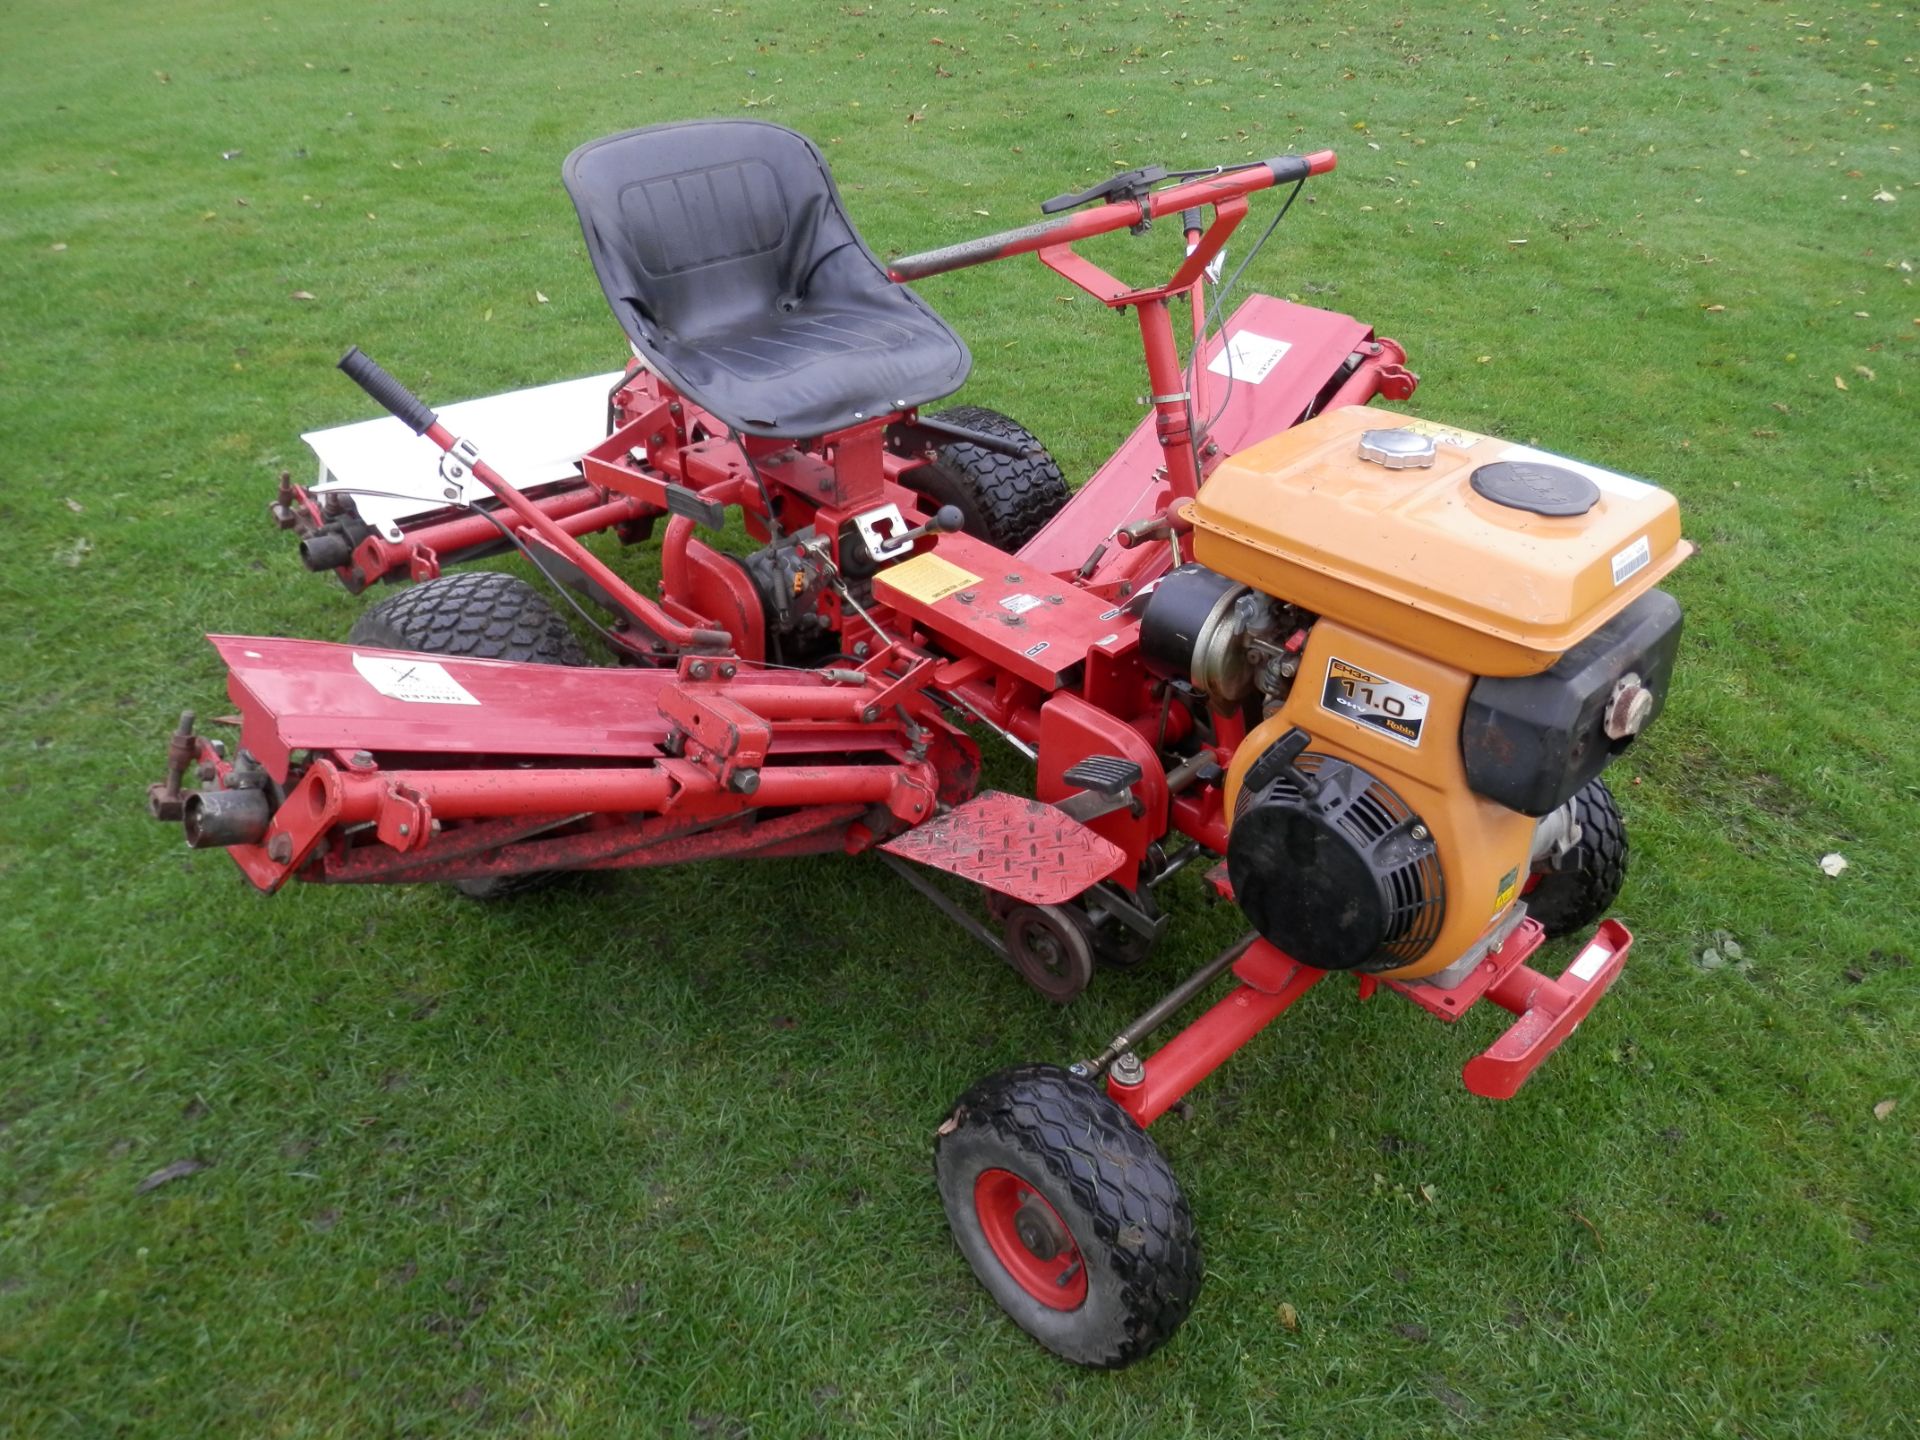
[[999, 592, 1045, 615], [1611, 535, 1652, 586], [1568, 942, 1612, 983], [1207, 330, 1292, 384], [352, 653, 480, 706]]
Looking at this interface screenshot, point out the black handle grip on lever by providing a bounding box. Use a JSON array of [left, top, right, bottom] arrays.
[[1039, 164, 1170, 215], [338, 346, 438, 435]]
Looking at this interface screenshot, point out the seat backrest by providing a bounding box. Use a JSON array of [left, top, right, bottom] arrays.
[[565, 119, 880, 349]]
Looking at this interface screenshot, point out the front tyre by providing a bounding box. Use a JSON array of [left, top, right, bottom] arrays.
[[1527, 777, 1629, 937], [935, 1064, 1201, 1368]]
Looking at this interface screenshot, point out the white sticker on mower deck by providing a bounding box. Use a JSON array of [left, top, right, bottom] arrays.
[[1207, 330, 1291, 384], [1321, 656, 1429, 747], [1611, 535, 1652, 586], [352, 653, 480, 706], [999, 593, 1046, 616]]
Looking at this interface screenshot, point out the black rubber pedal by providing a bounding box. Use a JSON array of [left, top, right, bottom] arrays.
[[1062, 755, 1143, 796]]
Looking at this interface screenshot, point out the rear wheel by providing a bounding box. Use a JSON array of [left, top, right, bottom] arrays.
[[907, 405, 1069, 552], [1527, 778, 1628, 937], [935, 1063, 1201, 1368], [349, 571, 589, 899]]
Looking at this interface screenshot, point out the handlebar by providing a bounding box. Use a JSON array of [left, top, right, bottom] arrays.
[[338, 346, 439, 434], [888, 150, 1334, 284]]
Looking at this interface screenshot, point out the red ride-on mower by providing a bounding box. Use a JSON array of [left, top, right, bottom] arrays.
[[151, 120, 1691, 1367]]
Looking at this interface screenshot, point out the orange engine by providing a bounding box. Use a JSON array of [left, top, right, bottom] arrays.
[[1143, 407, 1692, 981]]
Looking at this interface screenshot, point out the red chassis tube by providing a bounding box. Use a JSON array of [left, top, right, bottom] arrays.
[[1105, 917, 1638, 1124]]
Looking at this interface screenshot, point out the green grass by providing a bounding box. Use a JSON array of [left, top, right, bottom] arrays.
[[2, 0, 1915, 1434]]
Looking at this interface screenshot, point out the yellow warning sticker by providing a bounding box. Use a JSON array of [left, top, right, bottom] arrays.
[[879, 551, 979, 605], [1492, 865, 1521, 919], [1402, 418, 1485, 450]]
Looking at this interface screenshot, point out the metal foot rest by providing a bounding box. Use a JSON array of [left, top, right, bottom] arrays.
[[880, 790, 1126, 905]]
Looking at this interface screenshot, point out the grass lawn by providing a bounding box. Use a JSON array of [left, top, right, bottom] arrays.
[[2, 0, 1915, 1434]]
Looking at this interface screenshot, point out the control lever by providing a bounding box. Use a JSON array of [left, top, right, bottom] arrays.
[[1040, 164, 1170, 215], [896, 504, 965, 549]]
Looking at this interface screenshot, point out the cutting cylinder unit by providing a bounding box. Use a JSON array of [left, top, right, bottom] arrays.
[[1141, 407, 1689, 980]]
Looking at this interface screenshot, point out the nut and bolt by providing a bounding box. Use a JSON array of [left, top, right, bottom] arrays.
[[852, 641, 870, 658], [728, 768, 761, 795], [719, 663, 737, 680], [688, 660, 711, 680], [861, 705, 882, 724], [266, 833, 293, 864], [1410, 824, 1430, 841], [1109, 1051, 1147, 1087]]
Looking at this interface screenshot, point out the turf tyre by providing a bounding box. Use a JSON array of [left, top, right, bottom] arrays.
[[935, 1063, 1201, 1368], [908, 406, 1069, 552], [349, 571, 589, 899], [1526, 777, 1628, 938]]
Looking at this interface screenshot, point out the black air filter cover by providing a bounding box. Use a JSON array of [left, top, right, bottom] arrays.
[[1228, 746, 1445, 973]]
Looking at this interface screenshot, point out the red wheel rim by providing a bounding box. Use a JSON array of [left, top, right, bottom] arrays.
[[973, 1167, 1088, 1309]]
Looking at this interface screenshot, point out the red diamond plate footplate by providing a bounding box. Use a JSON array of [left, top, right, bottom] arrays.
[[880, 790, 1127, 905]]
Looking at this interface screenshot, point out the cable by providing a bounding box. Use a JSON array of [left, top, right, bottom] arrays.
[[1189, 176, 1306, 459]]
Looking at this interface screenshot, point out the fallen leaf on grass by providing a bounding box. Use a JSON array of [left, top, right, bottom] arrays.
[[1854, 364, 1876, 381], [1701, 303, 1725, 312], [1834, 376, 1848, 391], [1820, 852, 1849, 877], [136, 1157, 209, 1194], [1873, 1099, 1896, 1121], [63, 497, 83, 513], [57, 537, 92, 567], [291, 290, 316, 301], [1278, 1301, 1300, 1331], [535, 290, 549, 303], [49, 242, 68, 252]]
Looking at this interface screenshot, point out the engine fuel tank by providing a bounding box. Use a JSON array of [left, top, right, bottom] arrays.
[[1183, 408, 1691, 676]]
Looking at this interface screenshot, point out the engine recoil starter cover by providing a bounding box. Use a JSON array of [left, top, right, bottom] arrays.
[[1228, 746, 1446, 973]]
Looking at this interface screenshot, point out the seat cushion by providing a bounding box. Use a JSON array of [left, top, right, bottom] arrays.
[[565, 119, 971, 438]]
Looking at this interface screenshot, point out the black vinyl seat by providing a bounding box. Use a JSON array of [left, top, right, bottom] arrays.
[[564, 119, 971, 440]]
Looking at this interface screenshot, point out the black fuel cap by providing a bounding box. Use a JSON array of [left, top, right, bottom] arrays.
[[1469, 459, 1600, 517]]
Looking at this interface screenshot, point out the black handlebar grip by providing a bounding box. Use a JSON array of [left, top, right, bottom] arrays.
[[338, 346, 438, 435], [1264, 155, 1313, 186], [1180, 206, 1205, 234]]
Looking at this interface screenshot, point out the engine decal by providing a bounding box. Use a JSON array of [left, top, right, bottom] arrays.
[[1492, 865, 1521, 918], [879, 551, 978, 605], [351, 653, 479, 706], [1321, 656, 1429, 747], [1610, 534, 1652, 586]]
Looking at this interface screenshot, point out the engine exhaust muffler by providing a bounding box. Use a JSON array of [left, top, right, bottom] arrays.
[[182, 788, 273, 849]]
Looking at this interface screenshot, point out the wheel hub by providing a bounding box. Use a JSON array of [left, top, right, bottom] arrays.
[[1013, 1192, 1068, 1260]]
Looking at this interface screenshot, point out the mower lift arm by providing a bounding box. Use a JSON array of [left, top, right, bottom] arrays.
[[335, 348, 731, 657]]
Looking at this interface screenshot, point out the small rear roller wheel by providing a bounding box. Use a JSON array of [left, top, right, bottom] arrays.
[[935, 1063, 1202, 1369], [349, 571, 589, 900], [1003, 904, 1094, 1003], [1527, 778, 1629, 938]]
